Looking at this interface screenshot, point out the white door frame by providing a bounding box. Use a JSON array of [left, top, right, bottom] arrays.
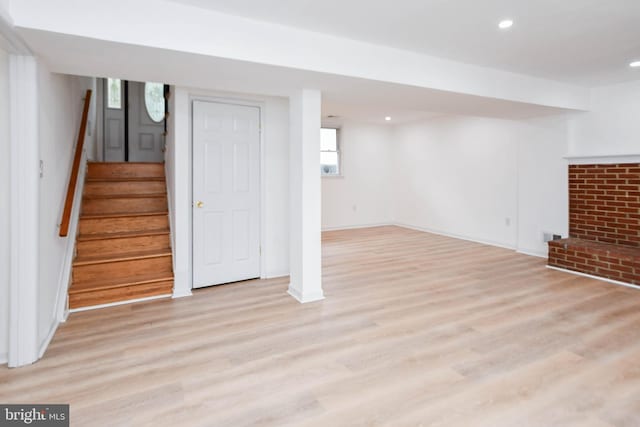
[[189, 95, 267, 289]]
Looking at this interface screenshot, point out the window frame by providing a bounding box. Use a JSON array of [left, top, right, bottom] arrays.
[[320, 126, 342, 178]]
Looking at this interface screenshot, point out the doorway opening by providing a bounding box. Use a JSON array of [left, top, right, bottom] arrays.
[[100, 78, 169, 162]]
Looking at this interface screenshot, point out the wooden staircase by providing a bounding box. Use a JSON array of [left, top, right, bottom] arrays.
[[69, 162, 174, 309]]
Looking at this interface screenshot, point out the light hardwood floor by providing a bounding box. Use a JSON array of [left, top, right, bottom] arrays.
[[2, 226, 640, 426]]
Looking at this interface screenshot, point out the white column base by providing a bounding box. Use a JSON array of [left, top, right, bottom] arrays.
[[287, 285, 325, 304]]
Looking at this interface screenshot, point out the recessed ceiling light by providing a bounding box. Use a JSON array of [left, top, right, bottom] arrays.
[[498, 19, 514, 29], [385, 116, 392, 121], [630, 61, 640, 68]]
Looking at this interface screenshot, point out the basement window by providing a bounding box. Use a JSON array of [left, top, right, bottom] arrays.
[[321, 128, 341, 176]]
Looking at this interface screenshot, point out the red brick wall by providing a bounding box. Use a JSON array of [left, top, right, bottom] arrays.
[[569, 163, 640, 248]]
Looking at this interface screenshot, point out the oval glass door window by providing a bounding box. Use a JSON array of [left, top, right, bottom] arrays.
[[144, 82, 165, 122]]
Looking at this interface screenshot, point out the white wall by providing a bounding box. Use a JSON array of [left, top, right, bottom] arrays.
[[387, 115, 570, 256], [0, 43, 9, 363], [321, 121, 393, 230], [0, 0, 9, 21], [392, 117, 519, 249], [516, 116, 570, 256], [569, 80, 640, 156], [166, 87, 290, 294], [37, 62, 95, 347]]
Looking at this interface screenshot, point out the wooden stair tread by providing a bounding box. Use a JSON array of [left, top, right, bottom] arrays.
[[77, 228, 170, 241], [88, 162, 164, 165], [80, 211, 168, 219], [70, 272, 174, 294], [74, 248, 173, 266], [82, 192, 167, 199], [72, 161, 173, 309], [86, 177, 166, 182]]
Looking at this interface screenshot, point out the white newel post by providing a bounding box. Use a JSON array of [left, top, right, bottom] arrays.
[[288, 89, 324, 303]]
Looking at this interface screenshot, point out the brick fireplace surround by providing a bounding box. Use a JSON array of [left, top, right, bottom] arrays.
[[548, 163, 640, 285]]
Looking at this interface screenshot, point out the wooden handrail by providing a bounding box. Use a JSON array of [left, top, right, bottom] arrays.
[[60, 89, 92, 237]]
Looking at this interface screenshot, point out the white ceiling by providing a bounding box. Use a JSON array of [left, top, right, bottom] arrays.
[[169, 0, 640, 86]]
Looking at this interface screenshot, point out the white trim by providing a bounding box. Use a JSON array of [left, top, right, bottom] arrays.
[[546, 265, 640, 291], [189, 94, 266, 285], [516, 248, 547, 258], [287, 287, 325, 304], [394, 222, 516, 251], [171, 287, 193, 299], [54, 150, 88, 325], [322, 223, 547, 259], [564, 154, 640, 165], [164, 160, 180, 298], [165, 161, 175, 260], [0, 12, 31, 55], [38, 319, 59, 360], [8, 55, 39, 368], [69, 294, 172, 313], [264, 271, 289, 279], [322, 222, 393, 232]]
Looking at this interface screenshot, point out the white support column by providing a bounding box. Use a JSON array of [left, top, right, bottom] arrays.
[[8, 54, 39, 367], [288, 89, 324, 303]]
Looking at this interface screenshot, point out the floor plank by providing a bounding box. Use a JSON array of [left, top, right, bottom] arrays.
[[2, 225, 639, 427]]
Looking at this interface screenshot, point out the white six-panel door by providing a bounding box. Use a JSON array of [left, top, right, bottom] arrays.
[[192, 100, 261, 288]]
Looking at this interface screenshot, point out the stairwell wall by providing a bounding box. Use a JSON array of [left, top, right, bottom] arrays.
[[37, 62, 96, 353]]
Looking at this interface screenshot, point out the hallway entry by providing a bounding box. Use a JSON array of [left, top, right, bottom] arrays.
[[102, 78, 167, 162]]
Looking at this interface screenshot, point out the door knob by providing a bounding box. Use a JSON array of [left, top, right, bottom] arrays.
[[196, 201, 204, 208]]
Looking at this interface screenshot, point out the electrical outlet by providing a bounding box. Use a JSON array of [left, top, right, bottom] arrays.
[[505, 217, 511, 226], [543, 232, 563, 242]]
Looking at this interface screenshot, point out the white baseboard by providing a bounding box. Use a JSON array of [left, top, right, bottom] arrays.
[[172, 270, 192, 298], [322, 222, 393, 232], [263, 271, 290, 280], [394, 222, 517, 251], [321, 222, 549, 260], [54, 151, 88, 324], [38, 320, 60, 359], [287, 286, 325, 304], [69, 294, 172, 313], [172, 289, 193, 299], [516, 248, 547, 258], [546, 265, 640, 291]]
